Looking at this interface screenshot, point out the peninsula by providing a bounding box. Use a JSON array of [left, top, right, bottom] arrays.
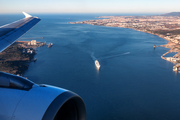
[[70, 12, 180, 73], [0, 40, 46, 75]]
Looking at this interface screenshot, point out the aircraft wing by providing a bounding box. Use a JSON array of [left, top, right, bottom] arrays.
[[0, 13, 86, 120], [0, 12, 40, 52]]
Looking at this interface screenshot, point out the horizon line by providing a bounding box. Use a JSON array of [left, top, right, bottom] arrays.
[[0, 12, 167, 14]]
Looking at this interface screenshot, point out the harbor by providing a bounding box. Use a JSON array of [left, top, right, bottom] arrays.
[[16, 40, 46, 48]]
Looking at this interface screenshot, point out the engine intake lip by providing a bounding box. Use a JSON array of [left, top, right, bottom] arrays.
[[42, 91, 86, 120]]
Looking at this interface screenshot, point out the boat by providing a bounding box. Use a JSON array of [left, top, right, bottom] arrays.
[[153, 44, 156, 49], [33, 58, 37, 62], [48, 43, 53, 48], [95, 60, 100, 69]]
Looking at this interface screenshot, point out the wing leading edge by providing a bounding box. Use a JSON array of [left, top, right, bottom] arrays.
[[0, 12, 40, 52]]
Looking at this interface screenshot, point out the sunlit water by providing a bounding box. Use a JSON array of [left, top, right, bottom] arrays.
[[1, 14, 180, 120]]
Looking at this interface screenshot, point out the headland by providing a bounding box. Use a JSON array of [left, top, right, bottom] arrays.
[[0, 40, 46, 75], [70, 12, 180, 73]]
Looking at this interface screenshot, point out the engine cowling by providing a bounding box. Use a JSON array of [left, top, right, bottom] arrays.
[[0, 72, 86, 120]]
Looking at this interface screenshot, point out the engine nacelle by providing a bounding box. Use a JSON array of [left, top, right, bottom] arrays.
[[0, 72, 86, 120]]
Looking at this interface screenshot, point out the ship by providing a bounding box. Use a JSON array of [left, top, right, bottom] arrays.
[[95, 60, 100, 70], [48, 43, 53, 48], [153, 44, 156, 49]]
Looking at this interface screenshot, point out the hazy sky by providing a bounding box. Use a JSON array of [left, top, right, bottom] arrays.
[[0, 0, 180, 14]]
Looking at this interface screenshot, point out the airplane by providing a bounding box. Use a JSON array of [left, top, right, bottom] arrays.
[[0, 12, 86, 120]]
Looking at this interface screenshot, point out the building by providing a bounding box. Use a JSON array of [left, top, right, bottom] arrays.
[[28, 40, 37, 45], [27, 49, 33, 54], [166, 57, 180, 62]]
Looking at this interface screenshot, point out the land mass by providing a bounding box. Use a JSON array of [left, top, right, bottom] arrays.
[[0, 41, 46, 75], [161, 12, 180, 17], [70, 12, 180, 72]]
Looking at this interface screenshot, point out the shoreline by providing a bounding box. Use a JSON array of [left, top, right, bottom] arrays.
[[0, 40, 46, 76], [70, 15, 180, 72], [123, 28, 180, 72]]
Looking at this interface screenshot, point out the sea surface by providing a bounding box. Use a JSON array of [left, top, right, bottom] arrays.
[[1, 14, 180, 120]]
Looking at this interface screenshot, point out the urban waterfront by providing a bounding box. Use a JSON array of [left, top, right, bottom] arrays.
[[1, 14, 180, 120]]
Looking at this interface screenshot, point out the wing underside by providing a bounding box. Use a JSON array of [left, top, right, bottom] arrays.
[[0, 12, 41, 52]]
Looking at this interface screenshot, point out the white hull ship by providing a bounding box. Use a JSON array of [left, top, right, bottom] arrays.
[[95, 60, 100, 70]]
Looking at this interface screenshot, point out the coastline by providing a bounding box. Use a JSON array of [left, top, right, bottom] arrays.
[[119, 27, 180, 72], [125, 28, 180, 72], [70, 15, 180, 72], [0, 40, 46, 76]]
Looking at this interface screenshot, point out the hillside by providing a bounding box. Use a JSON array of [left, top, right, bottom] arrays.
[[161, 12, 180, 17], [0, 43, 35, 75]]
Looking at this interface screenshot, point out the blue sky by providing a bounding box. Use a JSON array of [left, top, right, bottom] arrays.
[[0, 0, 180, 13]]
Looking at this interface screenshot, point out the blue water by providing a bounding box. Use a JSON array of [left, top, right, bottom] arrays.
[[1, 14, 180, 120]]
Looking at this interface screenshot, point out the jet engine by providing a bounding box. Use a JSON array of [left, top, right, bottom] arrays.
[[0, 72, 86, 120]]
